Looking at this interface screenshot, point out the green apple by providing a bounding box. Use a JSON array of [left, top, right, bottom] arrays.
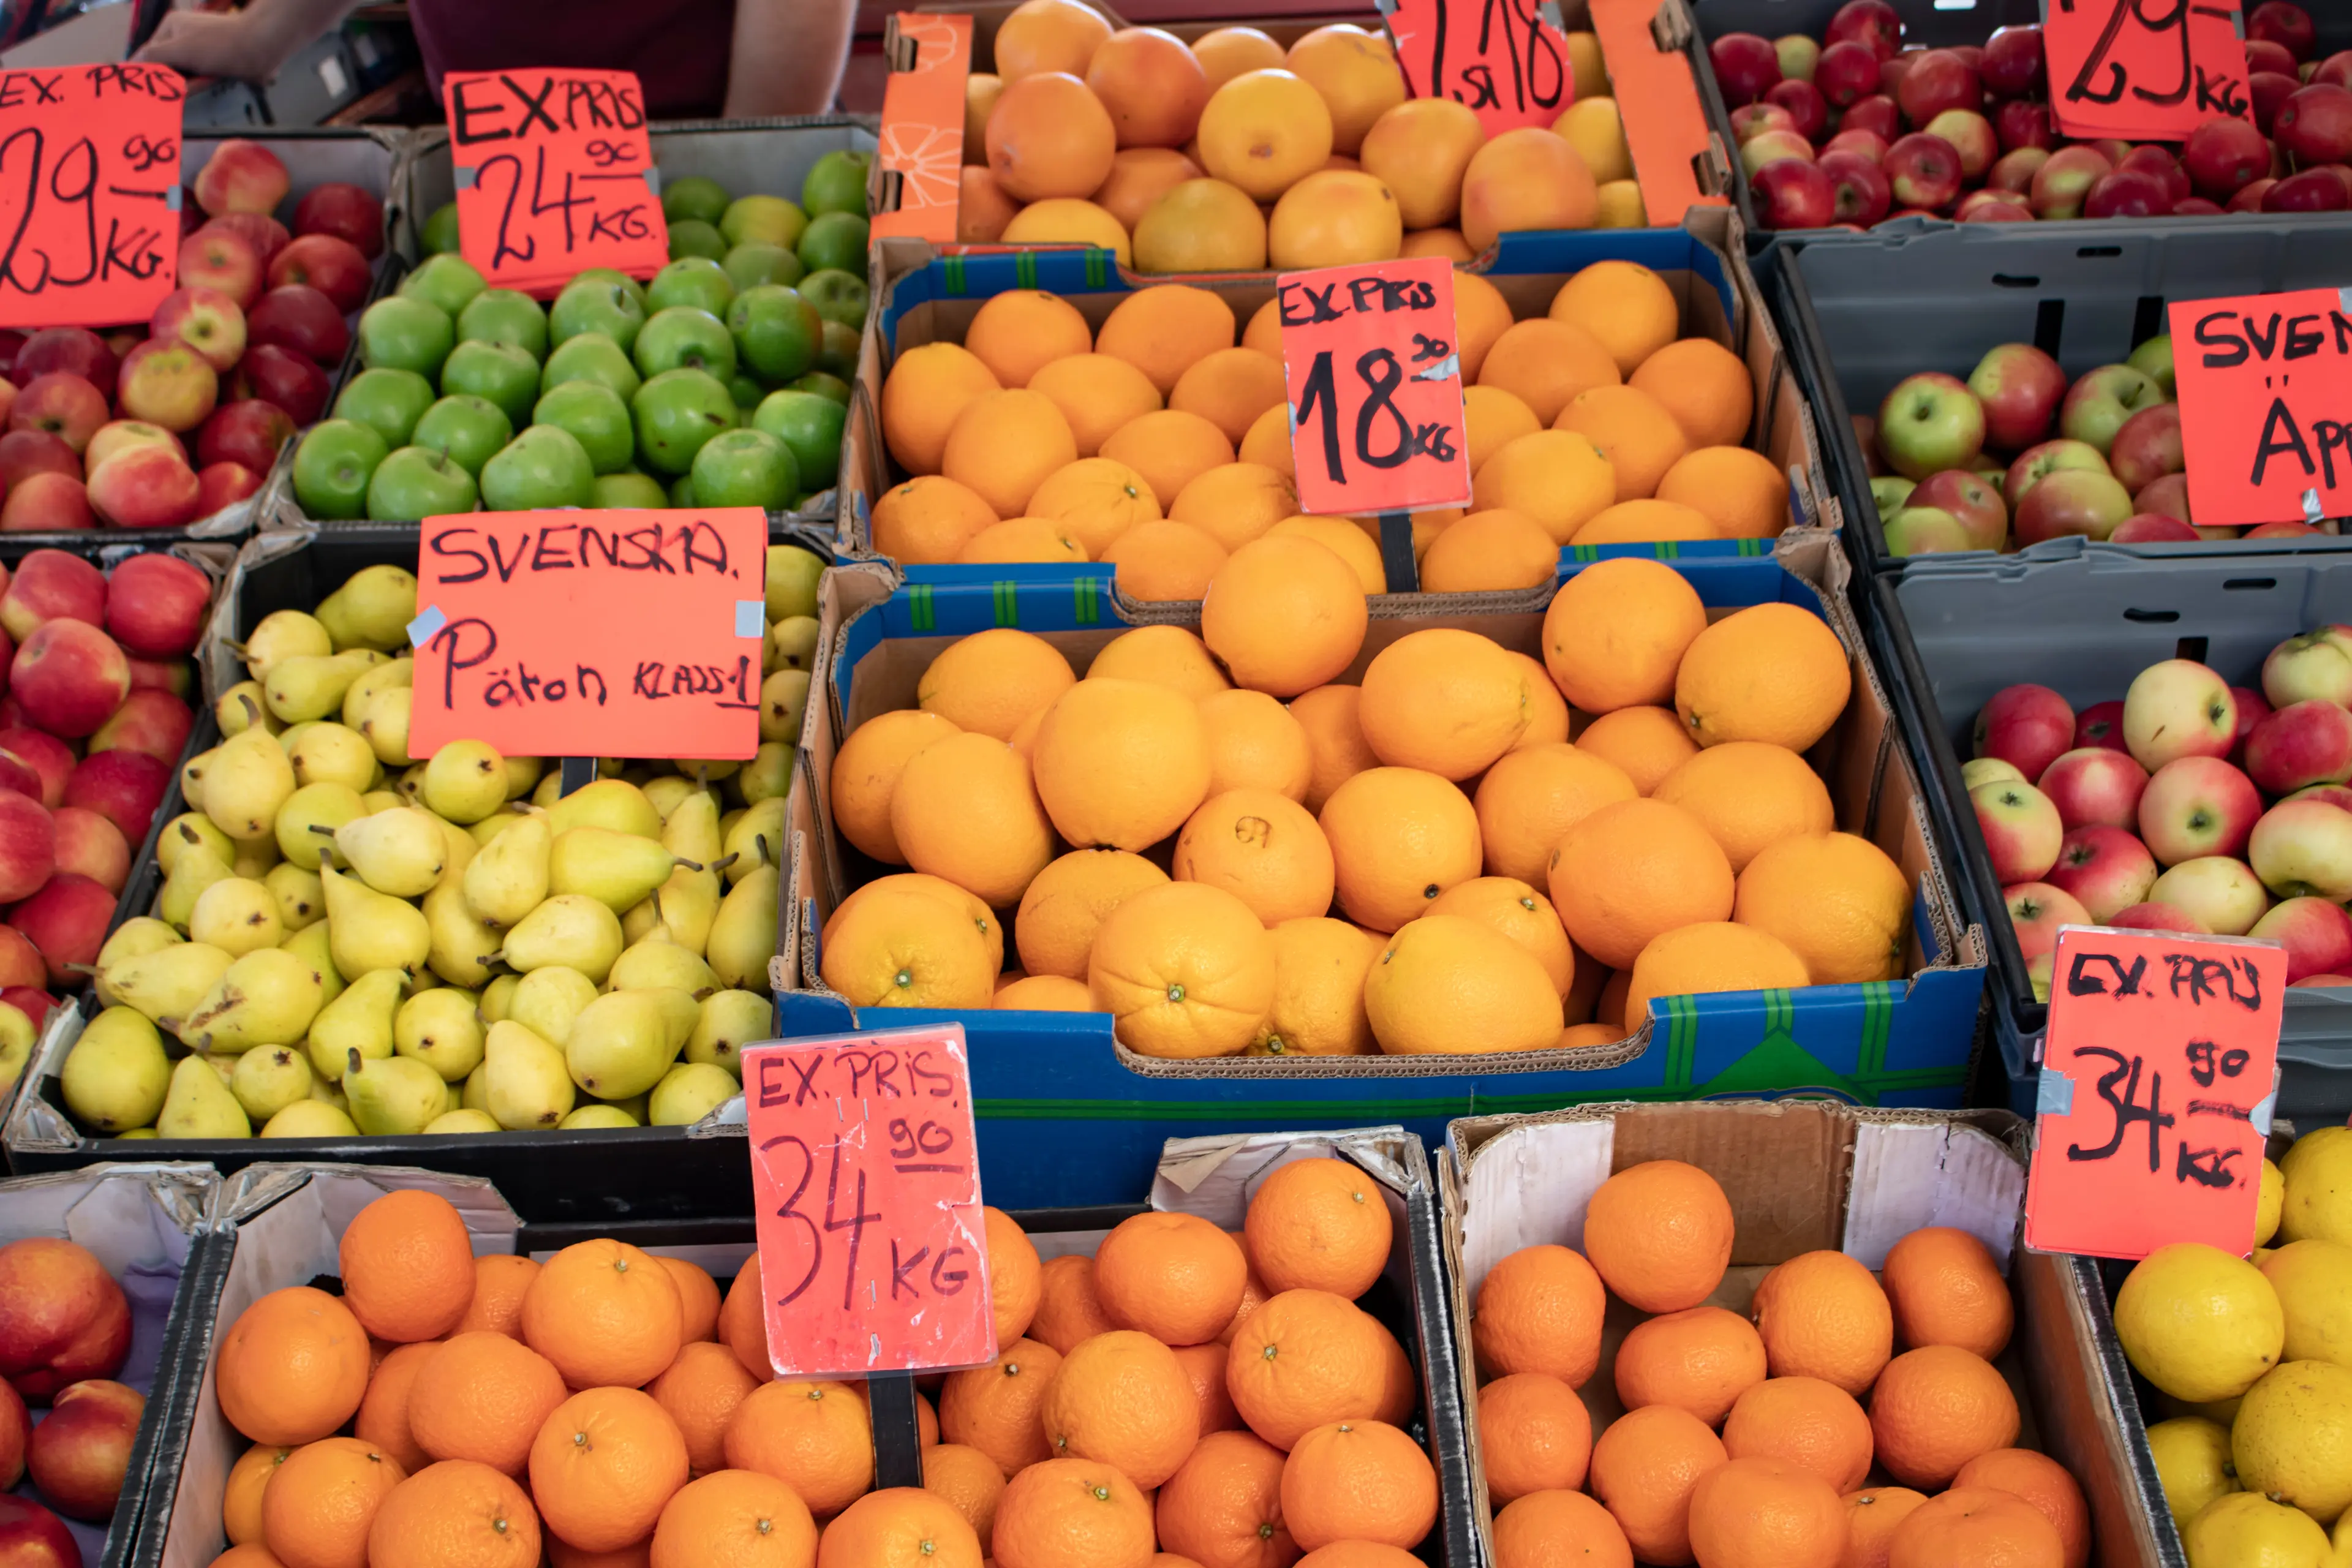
[[802, 150, 873, 219], [422, 202, 461, 255], [533, 381, 635, 475], [442, 340, 543, 428], [368, 446, 478, 521], [549, 277, 647, 353], [668, 220, 725, 261], [480, 424, 597, 511], [798, 270, 867, 332], [766, 544, 824, 620], [2128, 334, 2174, 399], [815, 320, 859, 380], [728, 374, 763, 410], [592, 471, 669, 508], [292, 419, 390, 521], [669, 473, 695, 507], [573, 268, 647, 309], [726, 285, 821, 382], [635, 307, 737, 382], [456, 289, 549, 360], [399, 252, 488, 318], [632, 368, 737, 475], [723, 242, 804, 293], [410, 394, 512, 477], [541, 334, 641, 402], [722, 194, 807, 252], [663, 176, 730, 225], [334, 367, 436, 449], [647, 257, 736, 317], [690, 428, 798, 511], [356, 296, 455, 380], [752, 390, 845, 491], [797, 212, 868, 277], [790, 371, 851, 405]]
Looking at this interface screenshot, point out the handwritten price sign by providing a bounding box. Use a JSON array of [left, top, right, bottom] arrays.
[[407, 508, 766, 761], [1280, 255, 1472, 518], [1385, 0, 1573, 135], [741, 1027, 997, 1378], [2045, 0, 2252, 142], [0, 64, 183, 330], [442, 69, 668, 295], [2169, 289, 2352, 529], [2023, 926, 2283, 1261]]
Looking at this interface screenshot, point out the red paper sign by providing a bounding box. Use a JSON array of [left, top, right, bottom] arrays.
[[0, 64, 183, 330], [2169, 289, 2352, 530], [1385, 0, 1574, 135], [2045, 0, 2251, 142], [1279, 255, 1472, 518], [408, 509, 767, 761], [441, 69, 668, 295], [741, 1026, 997, 1379], [2023, 925, 2283, 1261]]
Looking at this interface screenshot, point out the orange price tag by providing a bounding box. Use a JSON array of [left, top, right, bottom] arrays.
[[740, 1027, 997, 1378], [2022, 926, 2283, 1261], [407, 509, 767, 761], [0, 65, 184, 330], [2169, 290, 2352, 530], [1384, 0, 1574, 135], [1279, 255, 1472, 519], [441, 69, 668, 295], [2045, 0, 2252, 142]]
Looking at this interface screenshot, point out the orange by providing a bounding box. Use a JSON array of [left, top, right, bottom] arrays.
[[1547, 797, 1735, 970], [1615, 1306, 1768, 1426], [1562, 1022, 1620, 1047], [1589, 1405, 1730, 1567], [992, 1458, 1155, 1568], [1842, 1487, 1931, 1568], [1268, 170, 1404, 269], [1479, 320, 1621, 426], [1576, 499, 1718, 545], [816, 1489, 983, 1568], [870, 476, 1000, 564], [216, 1286, 372, 1446], [337, 1191, 473, 1344], [919, 628, 1078, 742], [649, 1469, 816, 1568], [1089, 881, 1276, 1058], [1463, 389, 1544, 478], [1170, 463, 1301, 551], [996, 974, 1095, 1009], [1885, 1487, 2062, 1568], [1102, 148, 1211, 233], [1452, 271, 1515, 383], [917, 1444, 1005, 1544], [1238, 403, 1292, 475], [831, 711, 960, 866], [986, 70, 1117, 202], [1226, 1289, 1393, 1450], [1000, 198, 1133, 266], [1280, 1420, 1437, 1551], [1088, 26, 1210, 148], [655, 1258, 719, 1344], [942, 390, 1081, 519], [1031, 676, 1213, 850], [1656, 743, 1834, 874], [1583, 1159, 1735, 1313], [406, 1331, 568, 1476], [1882, 1230, 2014, 1362], [1359, 97, 1483, 228], [1099, 286, 1237, 395], [1686, 1455, 1847, 1568], [1245, 1157, 1393, 1297], [1028, 458, 1161, 556], [1202, 536, 1368, 699], [980, 1207, 1042, 1348], [1477, 1373, 1592, 1502], [1102, 410, 1237, 507], [1400, 227, 1473, 260], [1155, 1429, 1293, 1568], [1472, 1245, 1605, 1388], [208, 1547, 282, 1568], [1491, 1490, 1634, 1568], [1103, 521, 1228, 602], [940, 1340, 1061, 1476], [820, 876, 995, 1010], [1419, 508, 1556, 595], [1095, 1213, 1250, 1348], [965, 292, 1094, 389], [1658, 447, 1792, 540], [1555, 385, 1690, 502], [455, 1255, 539, 1340], [1221, 1241, 1273, 1346], [721, 1261, 771, 1381], [890, 732, 1057, 907], [1174, 1338, 1243, 1434], [1632, 338, 1754, 448], [1357, 629, 1532, 780], [1550, 262, 1680, 377], [649, 1341, 759, 1476], [723, 1382, 873, 1518], [1265, 517, 1385, 595], [1597, 971, 1630, 1032], [1736, 832, 1909, 987], [1030, 355, 1163, 459], [1950, 1450, 2088, 1568], [521, 1240, 682, 1390], [1749, 1252, 1894, 1398], [1197, 70, 1335, 200], [1868, 1348, 2021, 1489], [366, 1461, 538, 1568], [1626, 922, 1811, 1031], [1194, 26, 1285, 88], [1318, 766, 1482, 933], [883, 345, 1003, 477], [1251, 916, 1380, 1057], [1508, 651, 1570, 747], [1577, 706, 1700, 794], [1365, 914, 1562, 1055], [528, 1388, 689, 1551], [1171, 349, 1288, 447], [1239, 299, 1283, 358], [1723, 1378, 1874, 1493], [958, 166, 1018, 244], [1556, 97, 1632, 184], [1033, 1256, 1118, 1353], [1472, 745, 1637, 888], [1426, 877, 1574, 994], [354, 1342, 436, 1475], [225, 1444, 294, 1545], [1290, 685, 1378, 813], [1172, 788, 1334, 925], [1286, 25, 1405, 154], [1542, 557, 1706, 714], [1471, 431, 1617, 545], [1014, 850, 1169, 980], [1197, 689, 1313, 802], [262, 1437, 406, 1568], [995, 0, 1110, 79], [966, 70, 1003, 152], [1461, 127, 1599, 249]]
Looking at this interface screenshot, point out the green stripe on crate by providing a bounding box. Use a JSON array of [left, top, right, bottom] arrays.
[[993, 580, 1018, 626], [1858, 981, 1895, 1078], [1571, 544, 1599, 563], [908, 582, 935, 632], [1016, 251, 1038, 290], [1738, 537, 1767, 556], [1764, 989, 1794, 1036], [1663, 993, 1697, 1088], [1657, 541, 1681, 559], [1074, 576, 1101, 625], [1086, 249, 1110, 287], [941, 254, 966, 295]]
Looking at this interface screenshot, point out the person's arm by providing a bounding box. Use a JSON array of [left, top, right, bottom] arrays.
[[133, 0, 364, 82], [722, 0, 853, 118]]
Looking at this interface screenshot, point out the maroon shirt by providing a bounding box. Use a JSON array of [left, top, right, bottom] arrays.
[[412, 0, 737, 120]]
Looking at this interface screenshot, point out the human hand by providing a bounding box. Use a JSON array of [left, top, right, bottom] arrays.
[[134, 8, 286, 82]]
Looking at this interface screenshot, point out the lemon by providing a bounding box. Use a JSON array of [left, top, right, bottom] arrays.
[[2264, 1241, 2352, 1368], [2332, 1511, 2352, 1568], [2262, 1158, 2286, 1247], [2117, 1243, 2285, 1403], [2185, 1492, 2331, 1568], [2151, 1416, 2241, 1526], [2236, 1361, 2352, 1525], [2283, 1127, 2352, 1246]]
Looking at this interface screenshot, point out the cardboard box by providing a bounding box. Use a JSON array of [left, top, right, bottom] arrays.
[[1439, 1099, 2179, 1568]]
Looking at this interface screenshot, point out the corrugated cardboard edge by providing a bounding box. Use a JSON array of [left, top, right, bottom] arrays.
[[870, 12, 971, 244]]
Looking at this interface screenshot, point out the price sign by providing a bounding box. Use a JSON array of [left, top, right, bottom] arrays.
[[0, 64, 183, 330], [741, 1026, 996, 1378], [2045, 0, 2252, 142], [2169, 289, 2352, 530], [1385, 0, 1573, 135], [441, 69, 668, 295], [2023, 925, 2283, 1261], [407, 508, 767, 761], [1279, 255, 1472, 519]]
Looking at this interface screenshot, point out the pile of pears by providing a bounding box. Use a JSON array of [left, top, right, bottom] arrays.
[[52, 543, 827, 1141]]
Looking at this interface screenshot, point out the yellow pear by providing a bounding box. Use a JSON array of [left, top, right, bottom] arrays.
[[262, 1100, 357, 1137], [202, 728, 297, 840], [548, 779, 662, 840], [279, 920, 345, 1009], [157, 1054, 249, 1138], [484, 1020, 575, 1129], [331, 808, 447, 897], [549, 826, 681, 912], [60, 1008, 172, 1132], [721, 798, 784, 884], [687, 990, 771, 1079], [99, 942, 234, 1025], [708, 866, 777, 991], [239, 609, 331, 677], [286, 723, 379, 794], [510, 965, 600, 1047], [179, 948, 326, 1053], [499, 895, 624, 984], [462, 812, 551, 927], [320, 865, 432, 979], [423, 879, 501, 988]]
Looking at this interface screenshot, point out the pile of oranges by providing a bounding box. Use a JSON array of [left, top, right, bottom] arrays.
[[198, 1161, 1441, 1568], [956, 0, 1642, 270], [873, 265, 1784, 590], [820, 552, 1909, 1054], [1469, 1159, 2089, 1568]]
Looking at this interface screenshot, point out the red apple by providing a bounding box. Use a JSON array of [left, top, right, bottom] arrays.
[[267, 233, 371, 315], [1732, 102, 1799, 145], [1884, 132, 1964, 209], [105, 556, 208, 666], [2005, 880, 2092, 961], [2135, 472, 2193, 523], [115, 342, 217, 435], [2076, 699, 2128, 752], [2109, 402, 2184, 491], [2139, 755, 2263, 864], [1923, 109, 1997, 179], [192, 138, 290, 216], [1980, 25, 2044, 99], [0, 731, 73, 808], [1752, 157, 1839, 227], [147, 287, 244, 373], [51, 808, 126, 892], [123, 657, 190, 698], [86, 447, 203, 532], [0, 477, 92, 535], [293, 181, 384, 258], [1957, 196, 2034, 223], [2246, 38, 2301, 78], [2038, 746, 2150, 831], [83, 421, 183, 477], [198, 212, 287, 273], [176, 228, 260, 312], [2267, 631, 2352, 708], [2229, 177, 2280, 213], [0, 1239, 129, 1401], [0, 431, 77, 494], [1741, 130, 1817, 178], [2318, 51, 2352, 91], [2253, 72, 2301, 135], [1842, 94, 1902, 141], [195, 399, 295, 477], [2234, 686, 2275, 764], [2263, 166, 2350, 212], [1, 552, 104, 641], [1823, 128, 1890, 163], [2031, 145, 2116, 220], [9, 376, 106, 455], [2110, 513, 2201, 542], [2252, 796, 2352, 900], [7, 875, 115, 987], [1967, 343, 2067, 452], [2253, 895, 2352, 981], [1765, 78, 1830, 142], [0, 1494, 81, 1568], [1815, 40, 1883, 107], [2128, 658, 2242, 771], [1711, 31, 1782, 104], [2252, 1, 2318, 60], [1910, 468, 2007, 549], [12, 622, 127, 738], [61, 751, 168, 845], [2007, 439, 2113, 507], [196, 462, 263, 518], [1994, 98, 2057, 153], [2119, 144, 2192, 205], [2109, 900, 2208, 935], [1896, 50, 1980, 128], [230, 345, 330, 428], [2014, 468, 2134, 546], [0, 792, 53, 906], [24, 1378, 141, 1521], [0, 1377, 24, 1487], [246, 285, 349, 366], [1976, 684, 2076, 782], [1826, 0, 1903, 62], [1973, 778, 2065, 883], [1986, 147, 2051, 195], [10, 331, 111, 399], [2046, 824, 2159, 922], [2084, 167, 2173, 219], [2245, 699, 2352, 795], [90, 688, 191, 764]]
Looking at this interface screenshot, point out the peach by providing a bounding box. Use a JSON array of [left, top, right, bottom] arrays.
[[0, 1239, 130, 1402], [0, 1378, 23, 1487], [24, 1379, 142, 1520], [0, 1495, 78, 1568]]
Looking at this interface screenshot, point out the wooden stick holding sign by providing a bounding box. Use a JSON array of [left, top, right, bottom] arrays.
[[0, 64, 186, 330]]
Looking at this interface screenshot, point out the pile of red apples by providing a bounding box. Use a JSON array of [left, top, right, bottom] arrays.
[[0, 1237, 147, 1568], [1711, 0, 2352, 228], [0, 139, 380, 532], [1970, 632, 2352, 998]]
